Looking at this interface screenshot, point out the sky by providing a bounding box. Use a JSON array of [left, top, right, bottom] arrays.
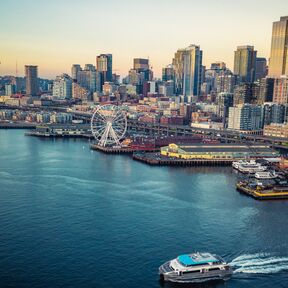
[[1, 0, 288, 79]]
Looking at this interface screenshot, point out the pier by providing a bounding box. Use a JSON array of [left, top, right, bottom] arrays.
[[133, 152, 234, 166], [90, 144, 159, 154], [236, 182, 288, 200]]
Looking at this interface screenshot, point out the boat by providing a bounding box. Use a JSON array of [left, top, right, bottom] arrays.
[[232, 160, 249, 169], [238, 163, 267, 173], [159, 252, 232, 283], [254, 171, 278, 179]]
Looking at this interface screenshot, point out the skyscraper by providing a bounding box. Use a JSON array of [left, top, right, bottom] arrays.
[[173, 44, 203, 98], [133, 58, 149, 70], [228, 104, 263, 131], [162, 64, 175, 82], [273, 76, 288, 104], [52, 74, 73, 99], [233, 46, 257, 83], [96, 54, 112, 89], [258, 78, 275, 104], [25, 65, 39, 97], [268, 16, 288, 78], [71, 64, 82, 81], [255, 58, 268, 80]]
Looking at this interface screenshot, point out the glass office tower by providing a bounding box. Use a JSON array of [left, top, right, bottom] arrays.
[[269, 16, 288, 78]]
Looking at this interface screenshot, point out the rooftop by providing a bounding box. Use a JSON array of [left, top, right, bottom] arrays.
[[178, 253, 218, 267]]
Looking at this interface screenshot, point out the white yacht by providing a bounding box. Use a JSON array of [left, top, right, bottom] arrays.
[[232, 160, 249, 169], [255, 171, 278, 179], [159, 252, 232, 283], [238, 162, 267, 173]]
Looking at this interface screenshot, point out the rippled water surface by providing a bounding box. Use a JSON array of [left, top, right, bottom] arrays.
[[0, 130, 287, 288]]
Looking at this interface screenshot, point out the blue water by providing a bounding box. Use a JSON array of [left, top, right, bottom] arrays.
[[0, 130, 287, 288]]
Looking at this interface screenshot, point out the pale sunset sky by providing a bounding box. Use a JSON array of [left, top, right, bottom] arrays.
[[1, 0, 288, 79]]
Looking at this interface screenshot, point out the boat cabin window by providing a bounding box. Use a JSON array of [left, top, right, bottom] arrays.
[[209, 267, 221, 271], [182, 270, 201, 274]]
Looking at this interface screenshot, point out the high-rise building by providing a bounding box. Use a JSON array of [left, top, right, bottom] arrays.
[[273, 76, 288, 104], [255, 58, 268, 80], [215, 72, 236, 94], [216, 92, 234, 117], [72, 82, 90, 101], [233, 83, 253, 106], [173, 44, 203, 98], [96, 54, 112, 89], [210, 62, 226, 71], [76, 64, 99, 97], [25, 65, 39, 97], [52, 74, 73, 99], [268, 16, 288, 78], [258, 78, 275, 104], [133, 58, 149, 70], [71, 64, 82, 81], [228, 104, 263, 131], [5, 84, 15, 96], [263, 103, 285, 125], [233, 46, 257, 83], [162, 64, 175, 82]]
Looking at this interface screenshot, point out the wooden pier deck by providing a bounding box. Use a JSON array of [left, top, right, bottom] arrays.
[[90, 144, 159, 154]]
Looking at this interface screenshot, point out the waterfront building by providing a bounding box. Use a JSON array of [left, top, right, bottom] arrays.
[[36, 112, 50, 123], [264, 123, 288, 138], [96, 54, 113, 89], [52, 74, 73, 99], [25, 65, 39, 97], [173, 44, 203, 98], [233, 46, 257, 83], [228, 104, 263, 131], [273, 76, 288, 104], [161, 143, 277, 160], [268, 16, 288, 78], [50, 113, 73, 124], [258, 78, 275, 104]]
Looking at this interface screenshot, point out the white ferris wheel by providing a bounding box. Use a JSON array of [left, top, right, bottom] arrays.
[[91, 104, 127, 147]]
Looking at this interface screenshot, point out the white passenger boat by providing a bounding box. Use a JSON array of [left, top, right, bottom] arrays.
[[159, 252, 232, 283], [232, 160, 249, 169], [254, 171, 278, 179], [238, 162, 267, 173]]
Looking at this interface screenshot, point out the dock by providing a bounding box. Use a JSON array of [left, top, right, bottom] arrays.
[[0, 122, 36, 129], [133, 152, 234, 166], [25, 131, 93, 139], [90, 144, 159, 154], [236, 182, 288, 200]]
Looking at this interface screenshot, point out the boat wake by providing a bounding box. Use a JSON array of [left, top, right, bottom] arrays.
[[230, 253, 288, 274]]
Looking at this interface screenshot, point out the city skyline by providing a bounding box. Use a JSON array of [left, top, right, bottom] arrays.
[[1, 0, 288, 79]]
